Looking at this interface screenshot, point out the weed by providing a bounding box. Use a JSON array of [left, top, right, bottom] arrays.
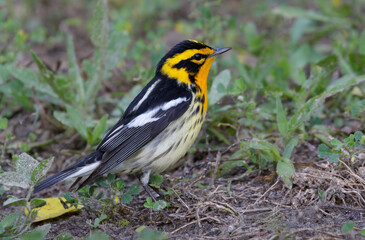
[[0, 153, 53, 239], [318, 131, 364, 164]]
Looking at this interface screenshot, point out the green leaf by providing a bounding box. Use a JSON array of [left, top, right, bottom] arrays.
[[112, 179, 125, 191], [359, 30, 365, 55], [272, 6, 350, 26], [241, 140, 281, 161], [53, 111, 72, 127], [0, 153, 38, 188], [361, 228, 365, 236], [126, 184, 140, 196], [86, 230, 111, 240], [3, 195, 26, 206], [0, 118, 8, 130], [135, 225, 147, 233], [283, 137, 299, 159], [341, 221, 355, 233], [149, 174, 164, 187], [144, 198, 153, 208], [31, 156, 54, 184], [208, 69, 231, 106], [277, 157, 295, 186], [30, 198, 47, 209], [0, 213, 19, 229], [276, 95, 287, 137], [0, 224, 4, 235], [152, 200, 167, 211], [66, 105, 88, 139], [94, 213, 107, 228], [208, 128, 230, 145], [317, 144, 332, 158], [20, 224, 51, 240], [90, 0, 109, 48], [354, 131, 363, 141], [330, 139, 343, 151], [318, 189, 324, 201], [55, 232, 75, 240], [288, 97, 322, 134], [290, 18, 311, 44], [328, 153, 339, 163], [196, 182, 205, 189], [31, 51, 73, 104], [244, 22, 261, 52], [67, 35, 84, 105], [324, 75, 365, 97], [344, 134, 354, 146], [107, 173, 116, 183], [121, 193, 133, 204], [89, 114, 108, 145], [136, 228, 168, 240]]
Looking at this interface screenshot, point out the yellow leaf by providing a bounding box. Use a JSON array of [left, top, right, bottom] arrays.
[[25, 197, 82, 222], [331, 0, 342, 7], [351, 86, 363, 97]]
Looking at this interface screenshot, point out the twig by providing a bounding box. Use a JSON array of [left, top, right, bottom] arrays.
[[339, 159, 365, 185], [252, 179, 280, 206], [170, 217, 219, 235], [196, 206, 202, 232], [171, 188, 191, 213], [240, 207, 273, 214], [320, 204, 365, 212], [207, 200, 238, 215], [209, 151, 221, 187]]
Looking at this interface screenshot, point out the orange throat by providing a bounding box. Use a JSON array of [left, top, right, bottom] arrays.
[[195, 56, 216, 113]]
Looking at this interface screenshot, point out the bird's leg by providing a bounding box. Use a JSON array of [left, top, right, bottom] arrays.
[[139, 170, 176, 227]]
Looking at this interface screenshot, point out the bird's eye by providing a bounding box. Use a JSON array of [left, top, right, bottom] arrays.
[[193, 54, 203, 60]]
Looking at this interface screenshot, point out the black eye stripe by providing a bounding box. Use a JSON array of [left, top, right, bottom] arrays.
[[191, 54, 207, 61]]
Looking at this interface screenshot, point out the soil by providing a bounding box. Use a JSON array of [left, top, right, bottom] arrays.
[[2, 124, 365, 239]]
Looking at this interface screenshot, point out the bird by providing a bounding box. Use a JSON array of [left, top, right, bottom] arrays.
[[33, 40, 231, 201]]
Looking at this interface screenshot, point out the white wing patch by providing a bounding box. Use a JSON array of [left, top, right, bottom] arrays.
[[66, 161, 101, 179], [127, 107, 161, 127], [161, 97, 188, 110], [127, 97, 188, 128], [132, 79, 161, 112]]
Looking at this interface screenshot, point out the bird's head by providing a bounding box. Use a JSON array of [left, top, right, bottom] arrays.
[[156, 40, 231, 90]]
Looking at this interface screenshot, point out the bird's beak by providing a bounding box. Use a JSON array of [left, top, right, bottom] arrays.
[[208, 47, 232, 58]]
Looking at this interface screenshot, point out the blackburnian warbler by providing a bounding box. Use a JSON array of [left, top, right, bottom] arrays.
[[34, 40, 231, 200]]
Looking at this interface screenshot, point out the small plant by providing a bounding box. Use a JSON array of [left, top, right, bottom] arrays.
[[135, 226, 168, 240], [0, 153, 53, 239], [143, 174, 171, 211], [74, 173, 140, 220], [341, 221, 365, 236], [87, 213, 107, 229], [318, 131, 364, 164]]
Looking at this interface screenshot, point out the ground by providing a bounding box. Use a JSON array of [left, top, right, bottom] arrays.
[[1, 125, 365, 239]]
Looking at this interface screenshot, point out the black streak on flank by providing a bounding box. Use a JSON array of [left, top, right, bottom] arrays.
[[195, 105, 200, 115]]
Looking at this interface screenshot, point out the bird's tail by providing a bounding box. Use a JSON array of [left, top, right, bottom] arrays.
[[33, 151, 103, 193]]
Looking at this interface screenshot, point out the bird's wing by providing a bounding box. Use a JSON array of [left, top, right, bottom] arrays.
[[79, 77, 192, 187]]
